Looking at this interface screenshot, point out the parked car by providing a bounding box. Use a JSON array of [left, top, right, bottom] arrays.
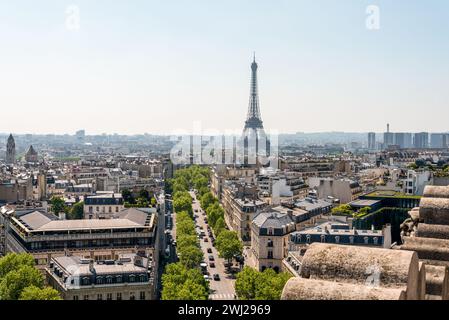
[[204, 238, 209, 242], [204, 275, 210, 281], [208, 255, 214, 261], [209, 262, 216, 268], [207, 248, 213, 254], [213, 274, 220, 281]]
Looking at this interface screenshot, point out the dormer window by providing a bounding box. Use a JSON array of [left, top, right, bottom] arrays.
[[364, 237, 369, 244]]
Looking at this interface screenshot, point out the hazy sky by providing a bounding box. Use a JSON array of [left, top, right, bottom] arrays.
[[1, 0, 448, 135]]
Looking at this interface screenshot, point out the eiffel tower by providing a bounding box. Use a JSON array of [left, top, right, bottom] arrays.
[[241, 54, 270, 166], [244, 54, 264, 130]]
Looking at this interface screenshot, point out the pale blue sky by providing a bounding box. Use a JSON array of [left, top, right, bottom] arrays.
[[1, 0, 448, 135]]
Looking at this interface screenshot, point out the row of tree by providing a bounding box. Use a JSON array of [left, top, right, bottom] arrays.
[[200, 191, 243, 266], [162, 166, 210, 300], [235, 267, 292, 300], [0, 253, 61, 300]]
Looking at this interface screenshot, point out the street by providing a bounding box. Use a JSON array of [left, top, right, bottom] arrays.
[[190, 191, 236, 300]]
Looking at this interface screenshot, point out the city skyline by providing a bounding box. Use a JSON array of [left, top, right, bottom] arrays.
[[1, 0, 449, 135]]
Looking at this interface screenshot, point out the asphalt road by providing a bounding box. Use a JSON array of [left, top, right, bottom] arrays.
[[190, 191, 236, 300]]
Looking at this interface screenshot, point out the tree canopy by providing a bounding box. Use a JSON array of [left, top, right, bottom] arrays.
[[215, 230, 243, 263], [0, 253, 61, 301], [235, 267, 291, 300], [68, 201, 84, 220], [19, 286, 62, 300]]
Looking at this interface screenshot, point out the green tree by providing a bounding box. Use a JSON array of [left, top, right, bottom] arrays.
[[136, 197, 149, 208], [68, 201, 84, 220], [177, 234, 199, 249], [19, 286, 61, 300], [200, 192, 216, 210], [161, 263, 208, 300], [215, 230, 243, 265], [213, 217, 226, 236], [331, 204, 354, 216], [50, 196, 66, 215], [0, 253, 35, 279], [0, 266, 44, 300], [235, 267, 291, 300], [173, 195, 193, 215], [206, 203, 224, 229], [178, 246, 204, 269], [235, 267, 259, 300], [150, 197, 157, 207], [121, 189, 134, 204], [254, 269, 291, 300], [139, 189, 150, 200]]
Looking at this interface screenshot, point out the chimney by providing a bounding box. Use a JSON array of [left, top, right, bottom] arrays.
[[89, 260, 95, 274]]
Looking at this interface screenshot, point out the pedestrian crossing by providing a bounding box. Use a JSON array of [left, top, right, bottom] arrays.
[[209, 293, 235, 300]]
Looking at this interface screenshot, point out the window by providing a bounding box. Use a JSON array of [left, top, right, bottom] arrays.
[[116, 293, 122, 300], [140, 291, 146, 300], [83, 295, 89, 300], [107, 293, 112, 300], [89, 206, 93, 213], [267, 239, 273, 247], [73, 295, 79, 301], [267, 251, 273, 259], [129, 275, 135, 283], [97, 294, 103, 300], [130, 292, 135, 300], [116, 207, 119, 213], [139, 275, 145, 283], [116, 275, 122, 283], [306, 235, 311, 244], [82, 277, 90, 285], [96, 206, 99, 212], [320, 234, 326, 243], [106, 276, 113, 284], [96, 276, 103, 285], [335, 236, 340, 243], [364, 237, 369, 244], [349, 236, 354, 244], [109, 207, 112, 213], [373, 237, 379, 245]]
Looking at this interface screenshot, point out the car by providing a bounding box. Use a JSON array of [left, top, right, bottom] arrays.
[[213, 274, 220, 281], [204, 238, 209, 242], [209, 262, 215, 268], [208, 255, 214, 261], [203, 275, 210, 281], [207, 248, 213, 254], [172, 241, 177, 247], [195, 209, 198, 212]]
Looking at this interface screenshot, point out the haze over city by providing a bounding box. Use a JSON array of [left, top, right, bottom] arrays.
[[1, 0, 449, 135]]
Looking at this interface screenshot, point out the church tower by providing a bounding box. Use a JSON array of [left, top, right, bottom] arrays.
[[6, 134, 16, 165]]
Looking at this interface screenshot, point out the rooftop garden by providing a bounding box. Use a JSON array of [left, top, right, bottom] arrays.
[[363, 190, 421, 200], [331, 204, 371, 219]]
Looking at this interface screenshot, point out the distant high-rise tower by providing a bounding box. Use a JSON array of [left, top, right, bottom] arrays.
[[368, 132, 376, 150], [241, 55, 270, 166], [6, 134, 16, 165], [414, 132, 429, 149], [383, 123, 394, 149]]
